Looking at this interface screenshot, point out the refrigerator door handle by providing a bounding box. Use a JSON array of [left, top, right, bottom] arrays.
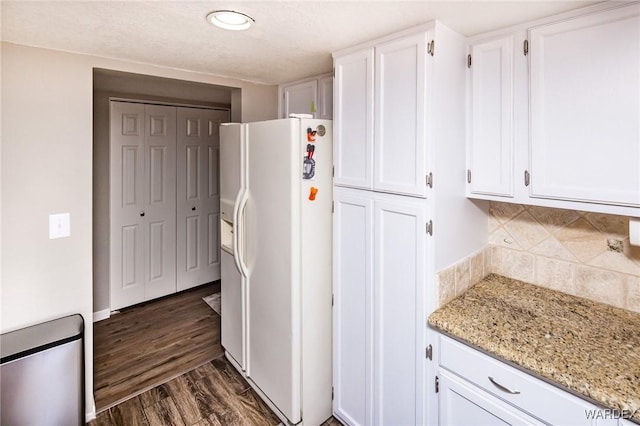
[[232, 190, 244, 276], [236, 189, 250, 278]]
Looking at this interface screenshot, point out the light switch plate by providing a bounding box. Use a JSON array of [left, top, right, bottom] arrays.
[[49, 213, 70, 239]]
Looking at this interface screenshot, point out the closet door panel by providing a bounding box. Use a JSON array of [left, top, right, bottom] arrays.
[[110, 101, 146, 310], [144, 104, 177, 300], [177, 108, 228, 290]]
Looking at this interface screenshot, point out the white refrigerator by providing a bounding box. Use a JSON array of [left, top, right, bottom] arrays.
[[219, 118, 333, 425]]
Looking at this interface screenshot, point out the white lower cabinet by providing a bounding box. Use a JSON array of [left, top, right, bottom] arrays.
[[333, 186, 426, 426], [437, 334, 622, 426], [439, 369, 542, 426]]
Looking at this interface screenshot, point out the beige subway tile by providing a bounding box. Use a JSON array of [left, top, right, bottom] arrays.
[[535, 256, 575, 294], [503, 211, 550, 250], [484, 246, 492, 276], [438, 266, 456, 306], [530, 237, 578, 262], [626, 275, 640, 314], [585, 212, 629, 239], [489, 201, 524, 224], [470, 251, 484, 285], [575, 266, 625, 309], [527, 206, 581, 235], [455, 258, 471, 296], [501, 248, 535, 283], [588, 250, 640, 276], [489, 227, 521, 249], [556, 218, 606, 263]]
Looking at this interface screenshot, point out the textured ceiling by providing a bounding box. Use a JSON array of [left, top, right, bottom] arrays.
[[1, 1, 599, 85]]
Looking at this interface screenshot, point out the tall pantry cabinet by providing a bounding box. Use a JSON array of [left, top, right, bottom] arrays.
[[110, 100, 229, 310], [332, 22, 486, 426]]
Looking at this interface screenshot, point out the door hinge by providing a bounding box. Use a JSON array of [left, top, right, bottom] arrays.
[[467, 169, 472, 184], [524, 170, 530, 187], [427, 40, 435, 56], [467, 54, 472, 68], [524, 40, 529, 56], [332, 386, 334, 400], [426, 172, 433, 188], [435, 376, 440, 393], [426, 344, 433, 361], [426, 220, 433, 236]]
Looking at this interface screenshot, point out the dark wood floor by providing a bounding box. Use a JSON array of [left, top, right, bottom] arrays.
[[94, 282, 223, 411], [90, 357, 281, 426], [92, 281, 343, 426]]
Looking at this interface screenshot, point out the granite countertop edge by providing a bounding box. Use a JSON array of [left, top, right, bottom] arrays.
[[428, 274, 640, 423]]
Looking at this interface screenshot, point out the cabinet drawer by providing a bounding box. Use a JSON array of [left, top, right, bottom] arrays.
[[440, 335, 599, 426]]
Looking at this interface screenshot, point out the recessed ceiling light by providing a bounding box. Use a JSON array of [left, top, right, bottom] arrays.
[[207, 10, 254, 31]]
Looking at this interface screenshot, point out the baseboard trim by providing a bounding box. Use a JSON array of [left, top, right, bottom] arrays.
[[85, 402, 97, 423], [93, 309, 110, 323]]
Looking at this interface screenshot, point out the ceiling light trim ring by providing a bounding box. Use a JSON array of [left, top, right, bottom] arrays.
[[207, 10, 255, 31]]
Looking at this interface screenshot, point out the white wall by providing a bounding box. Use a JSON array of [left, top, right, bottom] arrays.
[[0, 41, 277, 420]]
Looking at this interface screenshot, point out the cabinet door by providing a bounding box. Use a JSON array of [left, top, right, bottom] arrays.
[[334, 48, 374, 189], [529, 4, 640, 207], [332, 187, 374, 426], [282, 80, 318, 118], [439, 370, 543, 426], [176, 108, 228, 291], [373, 193, 426, 425], [468, 35, 515, 197], [374, 33, 427, 197], [318, 76, 334, 120]]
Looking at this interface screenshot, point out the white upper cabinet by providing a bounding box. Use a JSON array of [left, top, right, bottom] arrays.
[[279, 74, 333, 119], [466, 3, 640, 216], [333, 48, 375, 189], [467, 35, 515, 198], [529, 4, 640, 207], [334, 32, 431, 198], [374, 33, 428, 197]]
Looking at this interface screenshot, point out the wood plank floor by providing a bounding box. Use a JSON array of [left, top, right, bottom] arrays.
[[94, 282, 223, 411]]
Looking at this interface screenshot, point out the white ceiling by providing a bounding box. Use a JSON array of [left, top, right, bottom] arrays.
[[1, 1, 600, 85]]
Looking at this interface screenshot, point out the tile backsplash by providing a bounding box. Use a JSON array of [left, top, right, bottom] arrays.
[[438, 202, 640, 313]]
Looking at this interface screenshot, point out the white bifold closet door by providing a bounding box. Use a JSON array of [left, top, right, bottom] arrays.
[[176, 108, 229, 291], [110, 101, 177, 310]]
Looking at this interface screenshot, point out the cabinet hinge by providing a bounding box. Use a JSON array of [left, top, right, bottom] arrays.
[[427, 40, 435, 56], [426, 220, 433, 236], [332, 386, 334, 400], [426, 344, 433, 361], [524, 40, 529, 56], [332, 201, 335, 213], [333, 67, 335, 78], [426, 172, 433, 188], [524, 170, 530, 187], [435, 376, 440, 393], [467, 169, 472, 184], [332, 165, 335, 177], [332, 294, 334, 307], [467, 54, 472, 68]]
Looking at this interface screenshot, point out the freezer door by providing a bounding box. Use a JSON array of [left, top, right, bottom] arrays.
[[245, 119, 302, 424], [219, 123, 243, 223], [220, 250, 245, 369]]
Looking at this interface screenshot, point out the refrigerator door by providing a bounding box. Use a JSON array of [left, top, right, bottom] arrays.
[[245, 119, 302, 424], [219, 123, 246, 369]]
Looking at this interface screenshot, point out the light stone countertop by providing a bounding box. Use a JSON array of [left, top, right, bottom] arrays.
[[428, 274, 640, 423]]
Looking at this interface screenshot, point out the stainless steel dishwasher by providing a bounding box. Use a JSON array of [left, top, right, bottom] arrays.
[[1, 314, 84, 425]]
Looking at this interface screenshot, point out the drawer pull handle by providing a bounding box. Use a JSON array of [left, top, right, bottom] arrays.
[[488, 376, 521, 395]]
